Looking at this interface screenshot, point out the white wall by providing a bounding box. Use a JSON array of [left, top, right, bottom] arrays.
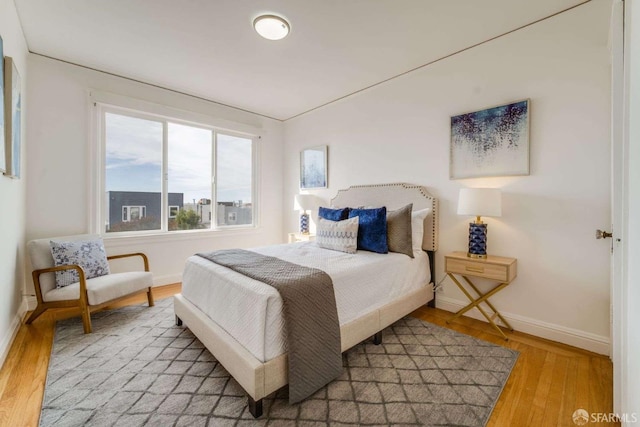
[[25, 55, 285, 294], [0, 0, 29, 365], [284, 1, 612, 353]]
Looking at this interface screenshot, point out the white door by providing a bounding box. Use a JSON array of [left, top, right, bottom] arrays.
[[610, 0, 640, 418]]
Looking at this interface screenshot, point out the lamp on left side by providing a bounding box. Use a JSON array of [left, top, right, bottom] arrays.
[[294, 194, 318, 234]]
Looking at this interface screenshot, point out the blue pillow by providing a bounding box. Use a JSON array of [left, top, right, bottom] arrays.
[[348, 207, 388, 254], [318, 206, 350, 221]]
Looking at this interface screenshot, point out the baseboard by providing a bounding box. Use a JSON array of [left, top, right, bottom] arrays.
[[0, 297, 30, 369], [436, 295, 610, 355]]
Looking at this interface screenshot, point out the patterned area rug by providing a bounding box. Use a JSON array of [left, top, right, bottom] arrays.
[[41, 298, 518, 426]]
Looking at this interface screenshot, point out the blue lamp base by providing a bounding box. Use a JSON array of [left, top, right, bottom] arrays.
[[468, 222, 488, 258], [300, 212, 310, 234]]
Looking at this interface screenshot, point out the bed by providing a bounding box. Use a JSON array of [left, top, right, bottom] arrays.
[[173, 183, 439, 417]]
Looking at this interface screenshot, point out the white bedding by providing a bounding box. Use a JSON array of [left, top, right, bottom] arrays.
[[181, 242, 431, 362]]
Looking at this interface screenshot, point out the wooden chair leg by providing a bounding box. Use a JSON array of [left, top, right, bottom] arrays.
[[147, 287, 155, 307], [81, 304, 92, 334], [25, 305, 47, 324]]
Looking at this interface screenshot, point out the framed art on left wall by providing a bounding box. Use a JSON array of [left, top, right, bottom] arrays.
[[4, 56, 21, 179], [0, 36, 6, 174]]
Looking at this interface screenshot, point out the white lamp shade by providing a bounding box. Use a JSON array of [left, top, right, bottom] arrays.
[[457, 188, 502, 217], [294, 194, 318, 212]]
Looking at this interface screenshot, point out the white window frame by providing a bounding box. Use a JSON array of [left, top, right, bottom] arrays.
[[168, 205, 179, 218], [89, 91, 260, 238]]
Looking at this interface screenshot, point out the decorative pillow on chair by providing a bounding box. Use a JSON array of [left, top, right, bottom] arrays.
[[50, 239, 111, 288], [316, 217, 359, 254], [348, 207, 388, 254], [387, 203, 414, 258], [318, 206, 350, 221]]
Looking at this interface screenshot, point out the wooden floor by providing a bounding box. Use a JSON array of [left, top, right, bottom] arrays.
[[0, 284, 617, 426]]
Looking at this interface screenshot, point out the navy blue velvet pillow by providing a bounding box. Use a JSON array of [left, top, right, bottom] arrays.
[[318, 207, 350, 221], [348, 207, 388, 254]]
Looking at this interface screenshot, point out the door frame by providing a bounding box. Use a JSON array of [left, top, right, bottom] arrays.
[[609, 0, 624, 414]]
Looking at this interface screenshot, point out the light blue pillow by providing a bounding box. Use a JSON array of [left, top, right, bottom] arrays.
[[50, 239, 110, 288], [316, 217, 359, 254]]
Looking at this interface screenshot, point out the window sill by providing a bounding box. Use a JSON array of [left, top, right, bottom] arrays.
[[102, 226, 261, 248]]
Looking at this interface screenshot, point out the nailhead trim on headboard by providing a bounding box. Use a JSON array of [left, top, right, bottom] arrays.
[[330, 183, 439, 252]]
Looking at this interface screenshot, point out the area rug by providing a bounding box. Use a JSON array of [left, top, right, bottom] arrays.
[[40, 298, 518, 426]]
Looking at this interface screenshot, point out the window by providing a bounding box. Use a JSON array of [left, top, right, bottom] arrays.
[[216, 134, 253, 226], [122, 206, 147, 222], [98, 103, 257, 235]]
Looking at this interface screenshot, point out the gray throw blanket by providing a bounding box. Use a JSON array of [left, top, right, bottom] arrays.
[[196, 249, 342, 403]]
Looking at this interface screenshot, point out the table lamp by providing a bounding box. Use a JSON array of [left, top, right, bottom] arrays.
[[457, 188, 502, 258], [294, 194, 318, 234]]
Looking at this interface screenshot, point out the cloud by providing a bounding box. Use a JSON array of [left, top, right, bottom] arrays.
[[106, 113, 163, 167]]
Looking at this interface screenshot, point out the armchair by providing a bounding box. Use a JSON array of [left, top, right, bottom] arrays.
[[26, 234, 154, 333]]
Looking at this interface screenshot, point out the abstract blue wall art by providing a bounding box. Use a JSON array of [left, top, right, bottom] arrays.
[[300, 145, 328, 189], [450, 99, 530, 179]]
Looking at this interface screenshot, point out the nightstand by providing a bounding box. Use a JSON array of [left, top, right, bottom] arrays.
[[445, 251, 517, 340], [288, 232, 316, 243]]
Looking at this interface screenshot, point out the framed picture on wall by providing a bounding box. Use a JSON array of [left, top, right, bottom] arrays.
[[4, 56, 21, 179], [450, 99, 530, 179], [0, 35, 6, 174], [300, 145, 328, 189]]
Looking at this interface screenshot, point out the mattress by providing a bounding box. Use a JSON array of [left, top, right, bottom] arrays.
[[181, 242, 431, 362]]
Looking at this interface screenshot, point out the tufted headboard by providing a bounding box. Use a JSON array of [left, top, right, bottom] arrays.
[[330, 183, 439, 252]]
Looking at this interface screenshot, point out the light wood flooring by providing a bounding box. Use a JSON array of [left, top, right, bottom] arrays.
[[0, 284, 617, 426]]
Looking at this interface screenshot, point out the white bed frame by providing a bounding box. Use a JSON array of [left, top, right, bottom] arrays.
[[173, 183, 439, 417]]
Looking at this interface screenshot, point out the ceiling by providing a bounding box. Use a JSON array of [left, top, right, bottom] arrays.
[[15, 0, 587, 121]]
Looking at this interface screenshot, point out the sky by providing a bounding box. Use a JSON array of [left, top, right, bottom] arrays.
[[105, 113, 252, 204]]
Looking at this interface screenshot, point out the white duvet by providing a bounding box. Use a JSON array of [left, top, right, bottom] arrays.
[[181, 242, 430, 362]]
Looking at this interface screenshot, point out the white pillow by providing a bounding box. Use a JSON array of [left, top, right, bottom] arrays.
[[316, 217, 359, 254], [411, 208, 431, 252], [50, 238, 110, 288]]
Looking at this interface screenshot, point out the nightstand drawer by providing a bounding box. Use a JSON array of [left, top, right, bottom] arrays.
[[446, 258, 510, 282]]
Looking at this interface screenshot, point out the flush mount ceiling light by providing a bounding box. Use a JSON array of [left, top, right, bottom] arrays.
[[253, 14, 290, 40]]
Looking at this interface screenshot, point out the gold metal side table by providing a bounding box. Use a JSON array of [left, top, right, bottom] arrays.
[[445, 251, 517, 340]]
